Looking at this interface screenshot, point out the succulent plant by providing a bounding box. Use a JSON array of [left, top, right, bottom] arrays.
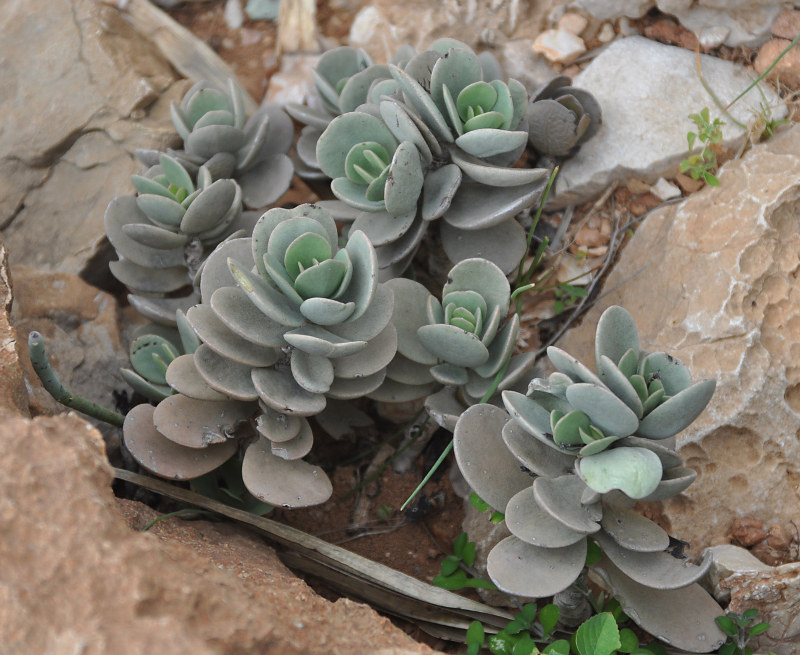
[[527, 75, 602, 160], [311, 39, 550, 279], [371, 258, 536, 431], [105, 153, 254, 326], [452, 306, 724, 651], [122, 204, 396, 508], [136, 79, 294, 210]]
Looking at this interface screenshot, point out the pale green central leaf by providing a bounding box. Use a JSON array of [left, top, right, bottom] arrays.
[[284, 232, 333, 280]]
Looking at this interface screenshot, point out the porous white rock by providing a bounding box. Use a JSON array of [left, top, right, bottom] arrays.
[[549, 36, 786, 208], [532, 28, 587, 64]]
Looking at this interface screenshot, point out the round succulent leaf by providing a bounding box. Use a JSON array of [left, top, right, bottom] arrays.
[[179, 179, 238, 234], [578, 447, 662, 499], [252, 366, 326, 416], [443, 181, 543, 231], [423, 386, 464, 432], [122, 223, 189, 250], [131, 174, 175, 200], [421, 163, 462, 221], [186, 125, 247, 159], [153, 394, 255, 448], [327, 282, 393, 342], [160, 153, 195, 193], [533, 475, 602, 534], [527, 99, 582, 156], [237, 155, 294, 209], [389, 64, 453, 143], [566, 383, 639, 437], [373, 211, 426, 271], [456, 81, 498, 121], [379, 100, 433, 165], [444, 257, 509, 315], [185, 86, 231, 125], [578, 435, 622, 456], [449, 149, 549, 187], [383, 278, 437, 365], [299, 297, 356, 326], [502, 418, 575, 478], [600, 502, 670, 553], [317, 112, 399, 180], [242, 438, 332, 508], [383, 140, 425, 217], [210, 286, 289, 348], [440, 217, 527, 275], [193, 344, 259, 401], [501, 390, 561, 446], [351, 208, 416, 247], [268, 215, 334, 265], [291, 348, 334, 394], [636, 378, 716, 439], [547, 346, 604, 385], [227, 257, 305, 328], [473, 314, 519, 379], [123, 403, 237, 479], [591, 556, 725, 653], [271, 418, 314, 460], [595, 305, 640, 370], [496, 351, 538, 393], [345, 141, 390, 184], [641, 387, 666, 415], [331, 178, 386, 211], [638, 467, 697, 501], [296, 126, 323, 168], [336, 230, 378, 321], [294, 258, 347, 301], [129, 334, 177, 385], [284, 324, 367, 358], [418, 324, 489, 368], [255, 406, 302, 443], [487, 535, 587, 597], [368, 377, 439, 403], [170, 102, 191, 142], [200, 237, 254, 302], [315, 45, 372, 90], [339, 64, 392, 113], [453, 403, 533, 511], [641, 352, 692, 396], [109, 259, 189, 295], [553, 410, 591, 446], [430, 47, 482, 119], [593, 530, 712, 590], [617, 436, 683, 469], [598, 354, 644, 418], [136, 193, 186, 228], [506, 486, 587, 548], [186, 305, 279, 367], [456, 128, 527, 158], [120, 368, 172, 402], [331, 323, 397, 378], [385, 352, 435, 386], [166, 354, 228, 401], [327, 368, 386, 399], [430, 362, 469, 387]]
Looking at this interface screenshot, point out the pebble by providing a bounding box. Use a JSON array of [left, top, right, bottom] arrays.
[[558, 12, 589, 36], [596, 22, 616, 43], [532, 29, 587, 65], [625, 177, 652, 195], [698, 26, 730, 50], [617, 17, 638, 37], [650, 177, 682, 201], [240, 28, 264, 46], [755, 38, 800, 89], [224, 0, 244, 30], [674, 172, 705, 194], [771, 8, 800, 40]]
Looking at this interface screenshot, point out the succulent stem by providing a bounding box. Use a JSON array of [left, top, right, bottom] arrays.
[[27, 331, 125, 428]]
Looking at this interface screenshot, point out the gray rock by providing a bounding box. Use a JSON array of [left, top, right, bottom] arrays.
[[702, 544, 772, 603], [0, 0, 183, 277], [549, 36, 786, 208]]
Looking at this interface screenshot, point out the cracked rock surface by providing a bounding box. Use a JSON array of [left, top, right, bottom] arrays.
[[557, 123, 800, 555]]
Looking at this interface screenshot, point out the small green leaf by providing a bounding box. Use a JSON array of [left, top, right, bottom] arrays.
[[505, 620, 524, 636], [432, 570, 468, 590], [585, 539, 602, 566], [512, 634, 537, 655], [466, 620, 485, 647], [748, 622, 770, 637], [490, 510, 505, 523], [638, 643, 665, 655], [539, 603, 560, 638], [715, 616, 738, 638], [462, 540, 477, 567], [520, 603, 538, 624], [542, 640, 570, 655], [470, 492, 490, 512], [618, 628, 639, 653], [488, 631, 516, 655], [717, 643, 735, 655], [454, 531, 468, 558], [440, 555, 460, 576], [574, 613, 621, 655], [464, 577, 498, 590]]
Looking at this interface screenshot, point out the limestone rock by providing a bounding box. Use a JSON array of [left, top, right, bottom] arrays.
[[755, 38, 800, 89], [549, 36, 786, 208], [532, 29, 587, 64], [0, 236, 29, 419], [702, 544, 772, 603], [555, 124, 800, 556], [0, 0, 184, 277], [0, 412, 442, 654], [574, 0, 788, 46]]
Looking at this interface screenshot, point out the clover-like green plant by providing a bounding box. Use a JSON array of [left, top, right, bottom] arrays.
[[451, 305, 725, 652], [314, 39, 552, 279], [527, 75, 602, 160], [121, 204, 396, 508], [105, 153, 250, 325], [137, 79, 294, 210]]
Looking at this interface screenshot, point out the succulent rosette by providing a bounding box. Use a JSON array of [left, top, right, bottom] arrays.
[[313, 39, 549, 280], [135, 79, 294, 210], [105, 153, 250, 326], [527, 75, 602, 159], [371, 258, 535, 430], [122, 204, 396, 508], [452, 306, 724, 651]]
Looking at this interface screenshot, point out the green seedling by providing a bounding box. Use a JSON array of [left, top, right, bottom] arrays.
[[680, 107, 724, 186], [469, 492, 505, 523], [433, 532, 497, 591], [715, 609, 770, 655]]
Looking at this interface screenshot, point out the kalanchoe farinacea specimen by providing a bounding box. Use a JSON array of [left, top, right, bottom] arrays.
[[452, 306, 724, 652], [372, 258, 536, 431], [137, 79, 295, 211], [527, 75, 602, 161], [314, 39, 550, 279], [105, 153, 252, 325], [122, 204, 396, 508]]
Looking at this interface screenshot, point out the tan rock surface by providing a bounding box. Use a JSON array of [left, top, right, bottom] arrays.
[[0, 235, 29, 419], [0, 0, 184, 276], [556, 124, 800, 554], [0, 413, 443, 655]]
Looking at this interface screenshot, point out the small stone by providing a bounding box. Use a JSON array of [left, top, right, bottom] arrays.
[[731, 516, 768, 548], [755, 38, 800, 89], [617, 17, 638, 37], [674, 172, 705, 194], [224, 0, 244, 29], [629, 193, 661, 217], [643, 18, 699, 50], [558, 12, 589, 36], [771, 8, 800, 40], [597, 22, 616, 43], [502, 40, 558, 90], [650, 177, 682, 201], [240, 27, 264, 46], [532, 29, 587, 65], [626, 177, 652, 195], [698, 26, 731, 50], [703, 544, 772, 603]]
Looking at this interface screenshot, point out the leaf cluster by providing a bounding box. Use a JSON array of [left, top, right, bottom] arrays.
[[679, 107, 724, 187], [715, 609, 770, 655], [433, 532, 497, 591]]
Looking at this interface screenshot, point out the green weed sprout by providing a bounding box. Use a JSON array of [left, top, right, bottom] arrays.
[[680, 107, 724, 187], [715, 609, 770, 655]]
